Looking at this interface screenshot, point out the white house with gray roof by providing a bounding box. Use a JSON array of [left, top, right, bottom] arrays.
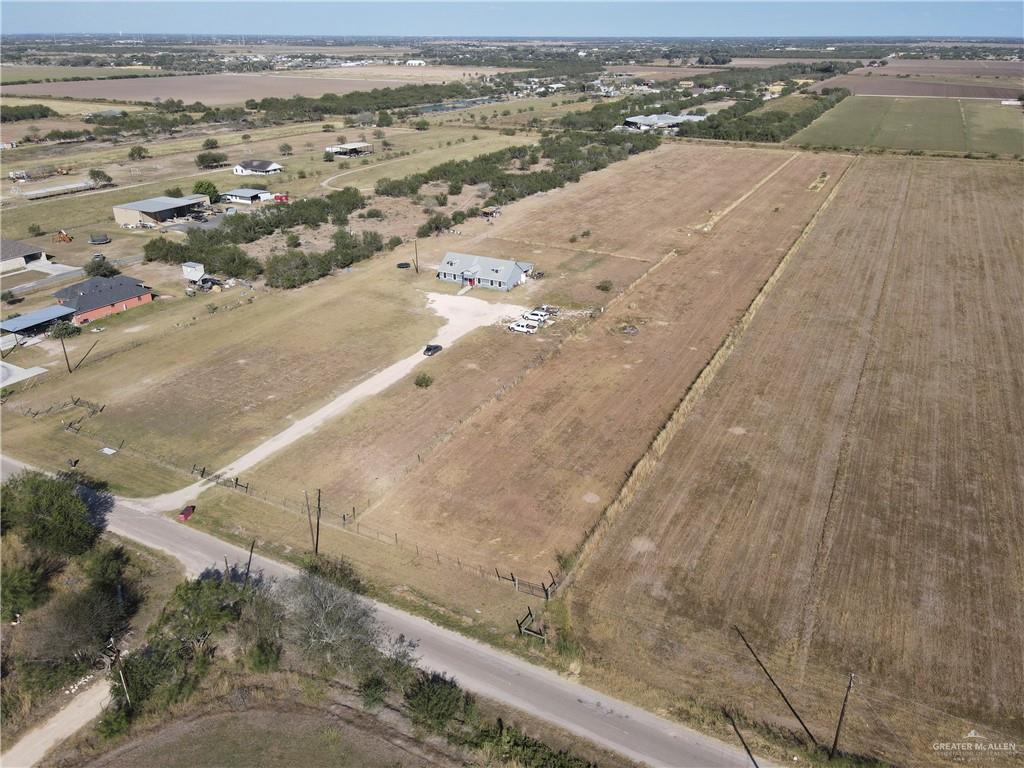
[[436, 252, 533, 292]]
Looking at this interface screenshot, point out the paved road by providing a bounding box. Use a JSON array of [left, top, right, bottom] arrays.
[[0, 455, 754, 767]]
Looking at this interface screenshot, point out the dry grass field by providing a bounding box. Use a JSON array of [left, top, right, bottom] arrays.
[[347, 144, 851, 577], [603, 65, 722, 79], [0, 65, 164, 83], [809, 73, 1022, 99], [0, 259, 444, 494], [569, 156, 1024, 766], [2, 67, 513, 106], [790, 96, 1024, 155]]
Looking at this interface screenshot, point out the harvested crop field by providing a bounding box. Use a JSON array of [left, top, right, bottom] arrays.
[[274, 64, 521, 81], [808, 73, 1022, 99], [726, 56, 861, 68], [790, 95, 1024, 155], [3, 70, 498, 106], [852, 59, 1024, 80], [569, 156, 1024, 766], [356, 144, 852, 577], [0, 64, 165, 83]]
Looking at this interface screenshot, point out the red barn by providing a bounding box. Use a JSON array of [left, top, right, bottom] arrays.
[[53, 275, 153, 325]]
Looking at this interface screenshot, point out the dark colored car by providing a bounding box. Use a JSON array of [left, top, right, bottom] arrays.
[[396, 262, 412, 269], [177, 505, 196, 522], [88, 233, 111, 245], [423, 344, 442, 356]]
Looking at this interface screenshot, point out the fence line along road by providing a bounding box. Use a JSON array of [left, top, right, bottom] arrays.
[[10, 254, 145, 296]]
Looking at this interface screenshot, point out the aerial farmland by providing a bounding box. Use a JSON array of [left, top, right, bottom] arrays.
[[1, 26, 1022, 768]]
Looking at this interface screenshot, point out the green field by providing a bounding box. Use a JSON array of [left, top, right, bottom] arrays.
[[0, 65, 165, 84], [751, 93, 816, 115], [788, 95, 1024, 155]]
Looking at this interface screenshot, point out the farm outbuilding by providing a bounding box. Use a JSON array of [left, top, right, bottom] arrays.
[[0, 304, 75, 340], [1, 239, 48, 274], [325, 142, 374, 157], [221, 188, 273, 205], [113, 194, 210, 228], [53, 275, 153, 325], [233, 160, 284, 176], [437, 252, 533, 292]]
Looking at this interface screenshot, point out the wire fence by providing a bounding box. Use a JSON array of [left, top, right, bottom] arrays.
[[193, 465, 561, 600]]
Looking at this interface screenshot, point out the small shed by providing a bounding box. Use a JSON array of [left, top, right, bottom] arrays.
[[182, 262, 206, 283], [1, 239, 48, 273]]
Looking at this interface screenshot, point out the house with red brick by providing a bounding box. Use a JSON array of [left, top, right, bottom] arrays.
[[53, 275, 153, 325]]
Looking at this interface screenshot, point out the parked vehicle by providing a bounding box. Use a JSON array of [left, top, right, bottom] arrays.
[[538, 304, 560, 316], [522, 311, 548, 324], [423, 344, 442, 356], [177, 505, 195, 522], [508, 320, 539, 334], [88, 233, 111, 245]]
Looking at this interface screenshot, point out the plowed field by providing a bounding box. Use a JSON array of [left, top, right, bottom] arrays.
[[570, 156, 1024, 766]]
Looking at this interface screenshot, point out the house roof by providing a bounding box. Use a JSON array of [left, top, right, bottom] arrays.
[[625, 113, 691, 128], [441, 252, 533, 284], [223, 188, 268, 198], [1, 238, 44, 262], [114, 194, 207, 213], [326, 142, 372, 151], [235, 160, 283, 171], [53, 276, 151, 314], [0, 305, 75, 333]]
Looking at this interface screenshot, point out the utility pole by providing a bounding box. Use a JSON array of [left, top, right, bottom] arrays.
[[304, 490, 314, 550], [733, 625, 818, 747], [314, 489, 321, 555], [59, 337, 73, 373], [413, 239, 420, 274], [722, 708, 759, 768], [243, 539, 256, 589], [118, 667, 132, 709], [830, 674, 855, 760], [73, 340, 100, 371]]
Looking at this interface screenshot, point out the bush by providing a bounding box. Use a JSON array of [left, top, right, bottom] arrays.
[[405, 672, 465, 733], [451, 210, 466, 225], [0, 564, 51, 621], [127, 145, 149, 161], [448, 179, 463, 196], [1, 290, 15, 304], [412, 119, 430, 131], [414, 372, 433, 389], [285, 233, 301, 248], [300, 553, 364, 594], [84, 259, 120, 278], [596, 280, 613, 292], [27, 224, 44, 237], [279, 143, 292, 156], [1, 471, 98, 556], [195, 151, 227, 169], [359, 673, 389, 709], [386, 235, 403, 250], [323, 151, 334, 163], [416, 213, 451, 239], [164, 186, 183, 198], [49, 320, 81, 338], [201, 137, 219, 150]]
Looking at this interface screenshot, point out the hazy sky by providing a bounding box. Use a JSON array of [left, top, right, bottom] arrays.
[[2, 1, 1022, 38]]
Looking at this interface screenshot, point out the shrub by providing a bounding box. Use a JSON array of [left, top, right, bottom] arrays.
[[435, 192, 448, 207], [296, 169, 307, 179], [195, 151, 227, 169], [359, 673, 389, 709], [27, 224, 44, 237], [285, 233, 301, 248], [451, 210, 466, 225], [1, 290, 15, 304], [416, 212, 451, 238], [201, 137, 219, 150], [448, 179, 463, 196], [362, 208, 384, 219], [386, 235, 403, 250], [164, 186, 183, 198], [49, 320, 80, 338], [596, 280, 613, 292], [1, 471, 98, 556], [405, 672, 465, 733], [279, 143, 293, 156], [82, 150, 116, 175], [414, 372, 433, 389], [323, 151, 334, 163], [84, 259, 120, 278], [412, 119, 430, 131], [127, 145, 149, 160], [569, 234, 578, 243]]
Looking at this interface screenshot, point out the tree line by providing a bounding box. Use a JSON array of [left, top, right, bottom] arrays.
[[248, 81, 475, 123], [675, 88, 851, 143], [1, 103, 59, 123], [374, 130, 661, 210]]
